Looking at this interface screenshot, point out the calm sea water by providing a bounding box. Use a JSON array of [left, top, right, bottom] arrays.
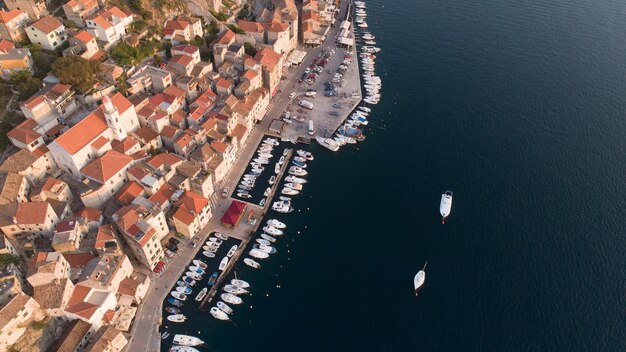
[[164, 0, 626, 350]]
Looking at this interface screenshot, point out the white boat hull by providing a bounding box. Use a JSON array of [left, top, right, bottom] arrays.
[[440, 191, 453, 223]]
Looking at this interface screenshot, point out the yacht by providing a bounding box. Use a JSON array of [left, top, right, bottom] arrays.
[[264, 137, 279, 146], [181, 277, 196, 286], [267, 219, 286, 228], [315, 137, 340, 151], [227, 245, 238, 257], [231, 279, 250, 288], [275, 162, 281, 174], [258, 153, 273, 159], [414, 262, 427, 296], [281, 187, 299, 196], [285, 175, 307, 184], [285, 182, 303, 190], [289, 166, 308, 176], [217, 301, 234, 314], [272, 202, 293, 213], [210, 307, 230, 321], [249, 249, 270, 259], [202, 251, 215, 258], [170, 291, 187, 301], [296, 150, 314, 160], [207, 237, 222, 244], [261, 234, 277, 243], [188, 266, 204, 274], [184, 272, 201, 281], [221, 293, 243, 305], [176, 286, 192, 295], [167, 314, 187, 323], [170, 347, 200, 352], [359, 106, 371, 113], [292, 159, 307, 168], [440, 190, 453, 223], [195, 287, 208, 302], [263, 225, 283, 236], [224, 285, 249, 295], [192, 260, 207, 269], [293, 156, 307, 163], [215, 233, 228, 240], [172, 335, 204, 346], [244, 258, 261, 268], [218, 256, 229, 271], [257, 238, 271, 246], [269, 175, 276, 185], [253, 244, 277, 254]]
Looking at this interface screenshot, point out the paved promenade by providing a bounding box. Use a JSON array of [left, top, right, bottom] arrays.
[[126, 2, 359, 351]]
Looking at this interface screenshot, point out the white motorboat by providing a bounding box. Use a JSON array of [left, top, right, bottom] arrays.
[[285, 175, 307, 184], [188, 266, 205, 274], [253, 244, 277, 254], [218, 256, 229, 271], [296, 150, 314, 160], [244, 258, 261, 268], [256, 238, 271, 246], [289, 166, 308, 176], [167, 314, 187, 323], [176, 286, 192, 294], [293, 156, 307, 163], [263, 137, 279, 146], [207, 238, 222, 244], [185, 272, 201, 280], [269, 175, 276, 185], [171, 291, 187, 300], [278, 155, 285, 164], [172, 334, 204, 347], [202, 251, 215, 258], [272, 202, 293, 213], [249, 249, 270, 259], [215, 233, 228, 240], [258, 153, 273, 159], [281, 187, 299, 196], [227, 244, 238, 257], [414, 262, 427, 296], [237, 192, 251, 199], [195, 287, 208, 302], [221, 293, 243, 305], [192, 260, 207, 269], [267, 219, 286, 228], [210, 307, 229, 321], [181, 277, 196, 286], [170, 346, 201, 352], [263, 187, 272, 197], [263, 225, 283, 236], [217, 301, 233, 314], [252, 158, 269, 165], [359, 106, 371, 113], [285, 182, 303, 191], [224, 285, 248, 295], [274, 162, 281, 174], [316, 137, 340, 151], [439, 190, 453, 223], [203, 245, 218, 253], [261, 234, 277, 242], [231, 279, 250, 288]]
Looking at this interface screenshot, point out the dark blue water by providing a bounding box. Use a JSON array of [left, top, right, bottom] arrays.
[[163, 0, 626, 350]]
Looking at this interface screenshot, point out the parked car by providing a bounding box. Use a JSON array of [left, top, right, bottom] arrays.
[[165, 242, 178, 252], [304, 68, 311, 74], [165, 249, 175, 258], [169, 237, 180, 245], [221, 187, 229, 198], [289, 92, 296, 99]]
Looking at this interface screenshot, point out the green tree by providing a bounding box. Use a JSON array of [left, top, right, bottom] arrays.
[[244, 42, 257, 57], [9, 71, 42, 100], [0, 254, 20, 269], [52, 56, 101, 93], [227, 24, 245, 35], [26, 44, 57, 78]]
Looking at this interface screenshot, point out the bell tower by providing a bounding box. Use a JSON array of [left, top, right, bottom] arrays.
[[103, 96, 127, 141]]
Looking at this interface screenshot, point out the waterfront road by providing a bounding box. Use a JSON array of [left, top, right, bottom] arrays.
[[125, 2, 358, 351]]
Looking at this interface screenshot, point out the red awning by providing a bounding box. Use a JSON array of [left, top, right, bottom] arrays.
[[153, 261, 165, 273], [221, 200, 247, 227]]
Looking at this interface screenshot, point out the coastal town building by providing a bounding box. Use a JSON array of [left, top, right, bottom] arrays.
[[18, 83, 77, 134], [65, 30, 103, 60], [0, 147, 55, 183], [84, 325, 129, 351], [0, 172, 29, 205], [30, 177, 73, 203], [26, 15, 67, 51], [0, 291, 41, 351], [0, 42, 33, 78], [85, 6, 133, 46], [49, 319, 95, 352], [163, 17, 203, 44], [79, 150, 135, 208], [63, 0, 100, 27], [0, 9, 29, 42], [0, 201, 60, 236], [127, 65, 172, 94], [4, 0, 48, 20], [171, 190, 211, 238], [65, 283, 117, 329]]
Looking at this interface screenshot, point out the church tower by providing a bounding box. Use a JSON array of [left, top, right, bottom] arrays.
[[103, 96, 127, 141]]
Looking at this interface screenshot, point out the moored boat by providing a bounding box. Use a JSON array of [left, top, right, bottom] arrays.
[[224, 284, 249, 295], [414, 262, 427, 296], [170, 346, 200, 352], [195, 287, 208, 302], [285, 182, 303, 190], [253, 244, 277, 254], [244, 258, 261, 268], [249, 249, 270, 259], [217, 301, 233, 314], [288, 166, 308, 176], [210, 307, 230, 321], [207, 271, 219, 286], [315, 137, 340, 151], [167, 314, 187, 323], [227, 244, 238, 257], [175, 286, 192, 294], [263, 225, 283, 236], [170, 291, 187, 301], [215, 232, 228, 240], [267, 219, 286, 228], [202, 251, 215, 258], [256, 238, 271, 246], [281, 187, 299, 196], [221, 293, 243, 305], [192, 260, 207, 269], [260, 234, 277, 242], [165, 307, 180, 314], [168, 298, 183, 307], [172, 334, 204, 346], [218, 256, 229, 271], [231, 279, 250, 288]]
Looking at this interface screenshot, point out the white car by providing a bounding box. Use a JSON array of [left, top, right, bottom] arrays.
[[289, 92, 296, 99], [304, 68, 311, 74]]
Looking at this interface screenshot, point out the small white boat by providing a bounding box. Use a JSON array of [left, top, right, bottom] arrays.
[[272, 202, 293, 213], [315, 137, 340, 152], [253, 158, 269, 165], [218, 256, 229, 271], [195, 287, 208, 301], [281, 187, 299, 196], [285, 182, 303, 191], [171, 291, 187, 301], [207, 238, 222, 244], [210, 307, 230, 321], [256, 238, 271, 246], [237, 192, 252, 199], [261, 234, 277, 242], [231, 279, 250, 288], [203, 245, 218, 253], [188, 266, 205, 274], [227, 245, 238, 257], [202, 251, 215, 258], [253, 244, 276, 254], [440, 190, 453, 224], [359, 106, 371, 112], [414, 262, 427, 296], [185, 272, 201, 280], [167, 314, 187, 323], [267, 219, 286, 228], [296, 150, 314, 160], [170, 347, 201, 352], [217, 301, 233, 314], [263, 225, 283, 236], [249, 249, 270, 259], [285, 175, 307, 184], [289, 166, 308, 176], [278, 155, 285, 164], [244, 258, 261, 268], [192, 260, 207, 269], [269, 175, 276, 185], [263, 137, 279, 146], [215, 233, 228, 240], [224, 285, 248, 295], [258, 153, 273, 159], [221, 293, 243, 305], [176, 286, 192, 294], [172, 334, 204, 346]]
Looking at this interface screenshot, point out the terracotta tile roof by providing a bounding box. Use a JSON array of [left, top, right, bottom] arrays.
[[54, 110, 108, 154], [0, 149, 37, 173], [213, 29, 235, 46], [216, 78, 232, 89], [62, 253, 97, 268], [132, 126, 159, 145], [114, 181, 144, 205], [254, 48, 282, 71], [148, 185, 174, 206], [164, 85, 186, 99], [7, 121, 42, 145], [230, 124, 247, 141], [175, 191, 208, 213], [75, 207, 102, 222], [80, 150, 133, 183], [90, 135, 109, 150], [111, 136, 139, 153], [0, 9, 25, 24], [211, 140, 229, 154], [0, 294, 32, 328], [74, 30, 94, 43], [237, 19, 265, 33], [171, 44, 198, 54], [169, 54, 193, 67], [0, 173, 24, 204], [173, 206, 194, 225], [164, 19, 188, 31], [242, 69, 257, 81], [0, 39, 14, 52], [118, 276, 142, 296], [160, 125, 181, 140], [94, 224, 115, 246], [193, 89, 218, 109], [31, 15, 63, 34], [170, 109, 187, 125], [174, 133, 193, 148], [147, 152, 183, 169], [0, 202, 52, 226], [264, 22, 289, 32]]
